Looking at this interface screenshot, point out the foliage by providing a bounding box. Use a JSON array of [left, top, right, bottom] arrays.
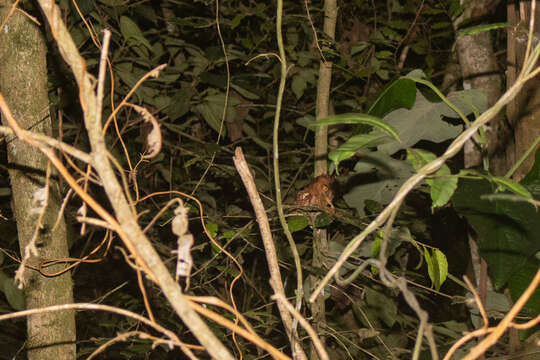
[[453, 148, 540, 317], [0, 0, 537, 359]]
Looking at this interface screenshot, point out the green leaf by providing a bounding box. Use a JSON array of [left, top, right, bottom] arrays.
[[458, 169, 532, 198], [295, 115, 316, 130], [432, 21, 452, 30], [449, 1, 464, 19], [457, 23, 510, 38], [370, 231, 384, 275], [230, 14, 245, 29], [429, 174, 458, 208], [200, 72, 227, 88], [343, 152, 415, 216], [195, 92, 240, 134], [387, 19, 410, 30], [375, 50, 393, 59], [291, 69, 315, 100], [205, 221, 218, 238], [521, 146, 540, 191], [115, 63, 157, 101], [424, 247, 448, 290], [119, 16, 152, 50], [365, 287, 397, 327], [310, 113, 400, 141], [329, 133, 392, 168], [423, 247, 434, 280], [216, 265, 240, 278], [371, 232, 382, 258], [288, 216, 309, 233], [167, 87, 193, 122], [314, 212, 333, 228], [491, 177, 532, 198], [291, 74, 307, 100], [452, 177, 540, 316], [242, 123, 271, 151], [196, 102, 223, 134], [407, 148, 436, 170], [70, 27, 89, 47], [377, 89, 487, 155], [351, 41, 370, 55], [433, 249, 448, 290], [407, 149, 458, 207], [230, 84, 260, 100], [368, 78, 416, 118]]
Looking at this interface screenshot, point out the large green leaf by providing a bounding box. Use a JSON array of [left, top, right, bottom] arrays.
[[287, 216, 309, 233], [343, 152, 415, 216], [452, 151, 540, 316], [457, 169, 532, 198], [377, 89, 488, 155], [328, 133, 392, 168], [368, 78, 416, 118]]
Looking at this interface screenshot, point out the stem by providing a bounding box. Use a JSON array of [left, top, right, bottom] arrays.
[[310, 0, 337, 359], [273, 1, 307, 359]]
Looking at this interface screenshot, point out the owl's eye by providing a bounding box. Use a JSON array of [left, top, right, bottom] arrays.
[[321, 185, 328, 192]]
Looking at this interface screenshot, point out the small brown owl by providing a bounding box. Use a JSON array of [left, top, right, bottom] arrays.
[[294, 175, 335, 211]]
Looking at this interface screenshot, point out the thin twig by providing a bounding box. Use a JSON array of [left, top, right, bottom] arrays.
[[272, 293, 330, 360], [461, 268, 540, 360], [464, 276, 489, 329], [96, 29, 111, 126], [233, 147, 306, 359], [0, 302, 197, 357], [0, 125, 92, 163]]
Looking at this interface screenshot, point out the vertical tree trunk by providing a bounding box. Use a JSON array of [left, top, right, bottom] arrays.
[[312, 1, 337, 359], [0, 2, 76, 360], [453, 1, 503, 323], [454, 0, 504, 172], [505, 2, 540, 180]]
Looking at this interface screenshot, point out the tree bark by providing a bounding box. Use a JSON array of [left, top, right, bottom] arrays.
[[0, 2, 76, 359], [505, 2, 540, 180], [454, 0, 504, 172], [312, 1, 337, 359]]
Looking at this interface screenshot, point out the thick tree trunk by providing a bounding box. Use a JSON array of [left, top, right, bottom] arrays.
[[454, 0, 504, 172], [0, 2, 76, 359], [505, 2, 540, 180]]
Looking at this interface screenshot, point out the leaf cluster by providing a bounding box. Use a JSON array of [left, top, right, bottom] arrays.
[[0, 0, 537, 359]]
